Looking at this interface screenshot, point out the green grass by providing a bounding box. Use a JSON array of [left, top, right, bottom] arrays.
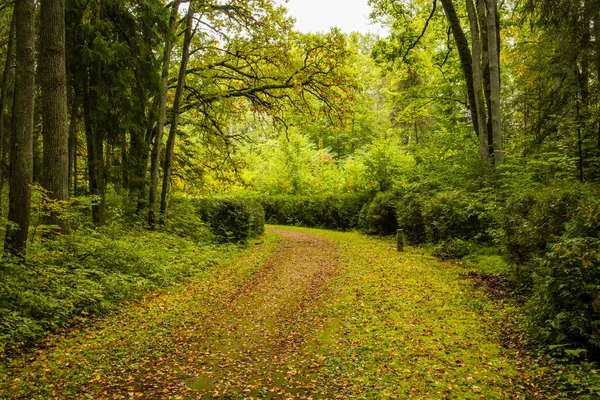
[[0, 220, 251, 353], [2, 226, 600, 399], [0, 230, 282, 399], [280, 228, 529, 399]]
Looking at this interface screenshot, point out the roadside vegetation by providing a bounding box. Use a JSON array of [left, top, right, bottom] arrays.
[[0, 0, 599, 398]]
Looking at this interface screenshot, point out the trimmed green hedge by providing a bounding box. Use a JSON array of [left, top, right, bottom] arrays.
[[358, 191, 400, 235], [196, 197, 265, 243], [257, 194, 372, 231]]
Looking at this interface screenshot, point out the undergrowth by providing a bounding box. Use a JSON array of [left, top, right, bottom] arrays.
[[0, 219, 246, 354]]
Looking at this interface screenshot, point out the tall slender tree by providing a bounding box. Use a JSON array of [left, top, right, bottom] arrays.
[[439, 0, 502, 164], [0, 14, 15, 214], [5, 0, 36, 254], [485, 0, 502, 165], [160, 0, 194, 224], [40, 0, 70, 231], [148, 0, 182, 228]]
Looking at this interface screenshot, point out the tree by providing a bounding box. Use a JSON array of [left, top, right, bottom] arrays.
[[5, 0, 35, 254], [159, 0, 194, 224], [40, 0, 70, 232], [371, 0, 503, 164], [439, 0, 502, 164], [0, 14, 15, 214], [148, 0, 181, 228]]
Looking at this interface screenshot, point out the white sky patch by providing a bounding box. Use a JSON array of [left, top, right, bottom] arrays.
[[279, 0, 386, 35]]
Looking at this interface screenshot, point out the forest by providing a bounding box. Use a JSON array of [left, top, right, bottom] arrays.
[[1, 0, 600, 398]]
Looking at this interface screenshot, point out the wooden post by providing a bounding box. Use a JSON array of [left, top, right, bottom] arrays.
[[397, 229, 404, 252]]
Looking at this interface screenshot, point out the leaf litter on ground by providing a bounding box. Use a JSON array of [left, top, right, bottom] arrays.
[[0, 226, 572, 399]]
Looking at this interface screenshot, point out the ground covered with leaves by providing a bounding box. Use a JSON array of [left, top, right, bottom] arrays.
[[0, 226, 594, 399]]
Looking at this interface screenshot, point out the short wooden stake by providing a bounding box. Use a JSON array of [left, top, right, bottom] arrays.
[[396, 229, 404, 252]]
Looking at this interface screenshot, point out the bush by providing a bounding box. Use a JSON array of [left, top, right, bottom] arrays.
[[526, 198, 600, 353], [396, 191, 426, 244], [359, 191, 400, 235], [166, 197, 215, 242], [422, 190, 487, 243], [256, 194, 371, 231], [197, 197, 265, 243], [432, 238, 474, 260], [259, 195, 298, 225], [502, 185, 590, 266]]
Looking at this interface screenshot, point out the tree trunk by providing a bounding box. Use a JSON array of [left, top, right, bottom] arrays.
[[594, 11, 600, 156], [40, 0, 70, 232], [136, 96, 159, 214], [485, 0, 503, 165], [0, 14, 15, 215], [466, 0, 490, 160], [120, 130, 129, 190], [439, 0, 480, 142], [68, 89, 79, 195], [5, 0, 36, 255], [148, 0, 181, 228], [477, 0, 493, 152], [83, 2, 106, 226], [83, 75, 105, 225], [160, 1, 194, 225]]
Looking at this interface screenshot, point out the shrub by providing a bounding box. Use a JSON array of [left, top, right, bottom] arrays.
[[256, 194, 371, 231], [432, 238, 474, 260], [396, 192, 426, 244], [0, 221, 246, 352], [260, 195, 299, 225], [359, 191, 400, 235], [422, 190, 486, 243], [197, 197, 265, 243], [166, 197, 215, 242], [526, 198, 600, 353], [334, 193, 372, 230], [501, 186, 589, 266]]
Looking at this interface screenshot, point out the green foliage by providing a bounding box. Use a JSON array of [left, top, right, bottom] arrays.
[[0, 221, 245, 352], [258, 194, 371, 231], [526, 199, 600, 352], [166, 197, 215, 242], [501, 185, 591, 266], [432, 238, 474, 260], [196, 197, 265, 243], [358, 191, 400, 235], [422, 190, 488, 243], [395, 191, 426, 244]]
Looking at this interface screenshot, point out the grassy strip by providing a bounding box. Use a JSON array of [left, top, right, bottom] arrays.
[[0, 229, 281, 398], [268, 227, 549, 399]]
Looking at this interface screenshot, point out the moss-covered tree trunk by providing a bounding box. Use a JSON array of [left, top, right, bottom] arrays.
[[466, 0, 489, 160], [439, 0, 480, 143], [0, 14, 15, 215]]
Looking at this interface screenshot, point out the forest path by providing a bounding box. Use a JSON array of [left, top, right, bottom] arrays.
[[1, 227, 547, 399]]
